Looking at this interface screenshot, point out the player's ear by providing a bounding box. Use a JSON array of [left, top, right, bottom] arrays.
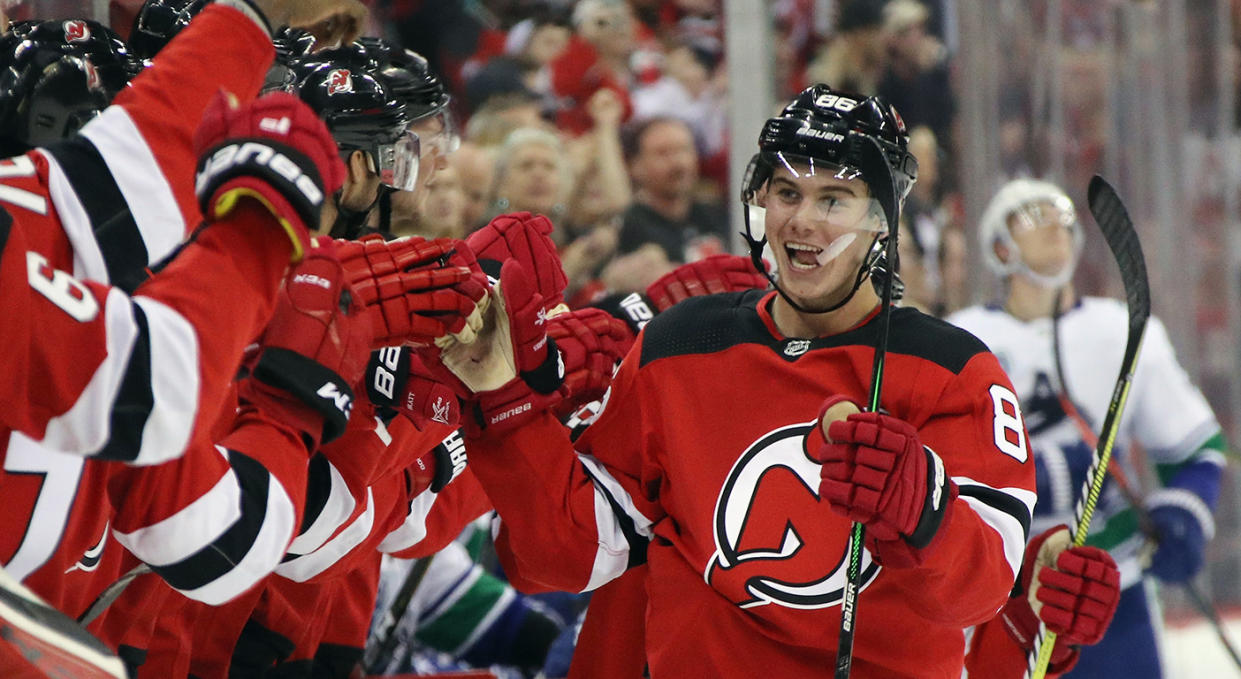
[[347, 149, 372, 184], [994, 240, 1011, 265]]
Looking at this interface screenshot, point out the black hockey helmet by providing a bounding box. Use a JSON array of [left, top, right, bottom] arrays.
[[741, 84, 918, 313], [128, 0, 209, 62], [357, 37, 451, 122], [264, 27, 318, 94], [0, 19, 139, 154], [289, 48, 417, 192]]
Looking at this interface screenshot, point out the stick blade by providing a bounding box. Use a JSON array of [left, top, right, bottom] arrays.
[[1087, 175, 1151, 335]]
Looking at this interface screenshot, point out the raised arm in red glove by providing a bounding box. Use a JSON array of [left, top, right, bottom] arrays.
[[645, 254, 768, 312], [242, 245, 373, 448], [337, 235, 488, 347], [194, 90, 345, 261]]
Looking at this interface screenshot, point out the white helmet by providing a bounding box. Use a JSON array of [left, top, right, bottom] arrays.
[[979, 177, 1083, 287]]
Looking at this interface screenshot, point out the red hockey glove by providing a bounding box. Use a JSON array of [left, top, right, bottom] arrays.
[[995, 526, 1121, 674], [645, 254, 769, 312], [363, 346, 461, 431], [337, 235, 488, 348], [812, 398, 955, 567], [546, 308, 633, 418], [466, 211, 568, 306], [246, 246, 373, 446], [440, 259, 565, 395], [194, 90, 344, 263]]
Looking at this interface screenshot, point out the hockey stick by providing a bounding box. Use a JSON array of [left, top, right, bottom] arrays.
[[1027, 175, 1151, 678], [1051, 293, 1241, 671], [833, 139, 902, 679], [361, 554, 434, 674]]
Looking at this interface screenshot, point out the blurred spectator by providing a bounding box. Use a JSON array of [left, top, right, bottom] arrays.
[[897, 124, 948, 313], [877, 0, 953, 147], [450, 141, 497, 232], [409, 164, 468, 240], [631, 35, 727, 160], [464, 91, 552, 146], [806, 0, 889, 95], [464, 6, 571, 114], [550, 0, 636, 135], [618, 116, 728, 263], [488, 126, 571, 224]]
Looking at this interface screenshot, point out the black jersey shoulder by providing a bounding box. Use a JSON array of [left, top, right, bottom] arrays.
[[640, 294, 991, 375], [638, 289, 771, 367]]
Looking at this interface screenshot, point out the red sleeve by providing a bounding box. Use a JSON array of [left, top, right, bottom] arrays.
[[965, 617, 1075, 679], [104, 390, 309, 606], [470, 350, 663, 593], [82, 3, 274, 243], [382, 468, 493, 559], [0, 203, 291, 464], [567, 565, 649, 679]]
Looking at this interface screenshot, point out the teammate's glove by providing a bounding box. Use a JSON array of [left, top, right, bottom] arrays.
[[409, 432, 469, 495], [996, 525, 1120, 674], [1145, 489, 1212, 583], [440, 259, 564, 395], [337, 235, 488, 348], [546, 308, 633, 418], [811, 397, 955, 567], [194, 90, 344, 263], [466, 211, 568, 306], [644, 254, 768, 312], [245, 246, 372, 446]]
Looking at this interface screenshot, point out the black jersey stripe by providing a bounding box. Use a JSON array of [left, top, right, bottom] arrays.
[[92, 303, 155, 463], [578, 460, 649, 569], [958, 482, 1033, 542], [0, 205, 11, 254], [639, 290, 989, 375], [150, 450, 271, 592], [44, 137, 149, 293], [300, 453, 332, 535]]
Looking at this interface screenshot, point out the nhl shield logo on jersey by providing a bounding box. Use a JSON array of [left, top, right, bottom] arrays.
[[326, 69, 353, 95], [62, 19, 90, 43], [704, 422, 880, 609]]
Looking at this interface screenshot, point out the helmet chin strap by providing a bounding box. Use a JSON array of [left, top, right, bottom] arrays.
[[329, 189, 381, 240]]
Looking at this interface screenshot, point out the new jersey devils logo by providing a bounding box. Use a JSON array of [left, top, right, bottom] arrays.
[[326, 68, 353, 95], [705, 422, 880, 609], [63, 20, 90, 43], [83, 61, 101, 91]]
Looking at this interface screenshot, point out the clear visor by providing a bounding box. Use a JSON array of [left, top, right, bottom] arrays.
[[744, 153, 889, 268], [412, 109, 461, 158], [1007, 197, 1077, 235], [375, 130, 420, 193]]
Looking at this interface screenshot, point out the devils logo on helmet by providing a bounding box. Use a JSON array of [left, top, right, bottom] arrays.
[[63, 19, 90, 43], [327, 68, 353, 95]]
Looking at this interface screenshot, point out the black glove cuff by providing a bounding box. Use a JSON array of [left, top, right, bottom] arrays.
[[430, 431, 468, 493], [364, 346, 411, 409], [195, 136, 324, 229], [591, 291, 656, 336], [520, 336, 564, 395], [254, 348, 353, 443], [905, 446, 950, 550]]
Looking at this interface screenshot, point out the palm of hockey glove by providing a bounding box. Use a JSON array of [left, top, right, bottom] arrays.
[[466, 211, 568, 306], [1146, 490, 1210, 583], [338, 235, 488, 348], [194, 90, 344, 262], [997, 526, 1120, 673], [645, 254, 769, 311], [247, 247, 372, 446], [546, 308, 633, 419], [441, 259, 564, 395], [813, 399, 955, 567]]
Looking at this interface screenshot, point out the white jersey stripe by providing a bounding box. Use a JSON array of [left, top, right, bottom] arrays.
[[286, 460, 355, 556], [277, 489, 375, 582], [130, 296, 200, 466], [578, 453, 655, 592], [954, 476, 1036, 581], [41, 152, 107, 282], [378, 488, 439, 554], [80, 108, 185, 264]]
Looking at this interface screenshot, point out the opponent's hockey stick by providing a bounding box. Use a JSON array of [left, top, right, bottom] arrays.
[[361, 554, 435, 674], [1027, 175, 1151, 678], [1051, 291, 1241, 671], [834, 139, 903, 679]]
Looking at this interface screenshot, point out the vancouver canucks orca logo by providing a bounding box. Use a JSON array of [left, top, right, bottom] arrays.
[[705, 422, 880, 609]]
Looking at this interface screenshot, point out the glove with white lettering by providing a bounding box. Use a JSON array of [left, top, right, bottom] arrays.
[[338, 235, 488, 348], [811, 397, 956, 568], [244, 246, 373, 446], [645, 254, 768, 312], [194, 90, 344, 262], [994, 525, 1120, 674], [409, 432, 469, 495]]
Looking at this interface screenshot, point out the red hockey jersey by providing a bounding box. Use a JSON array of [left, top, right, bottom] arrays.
[[472, 290, 1037, 678]]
